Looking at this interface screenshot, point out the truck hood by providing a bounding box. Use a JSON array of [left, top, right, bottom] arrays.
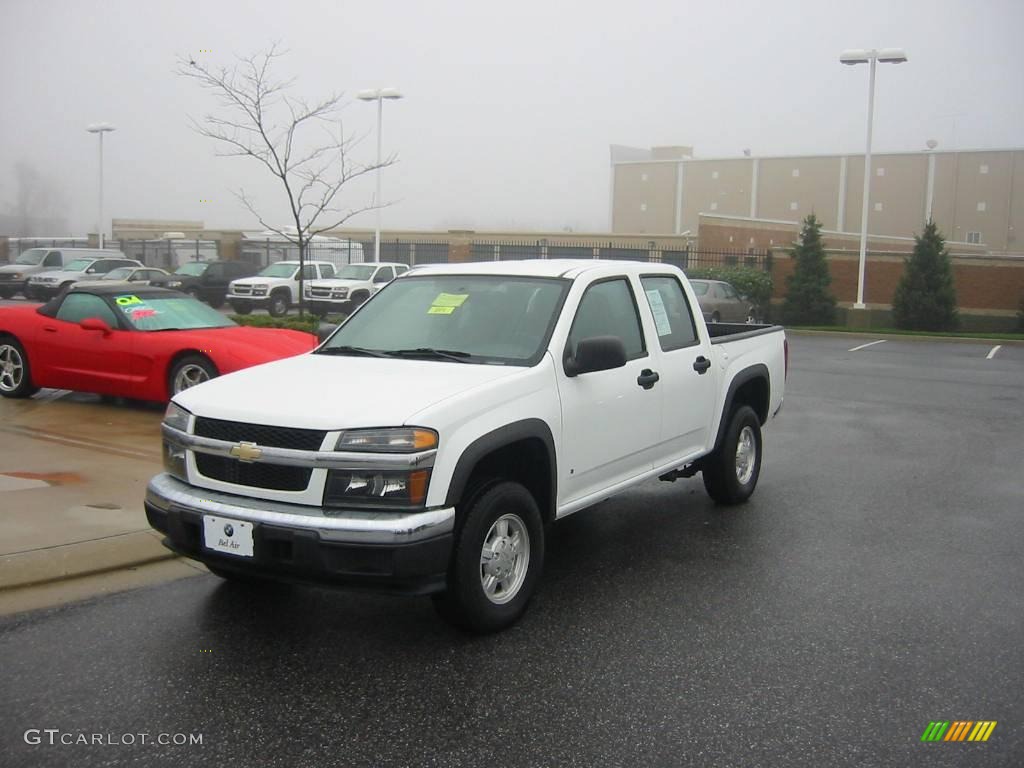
[[307, 279, 366, 288], [230, 276, 288, 286], [173, 352, 523, 430], [0, 264, 37, 275]]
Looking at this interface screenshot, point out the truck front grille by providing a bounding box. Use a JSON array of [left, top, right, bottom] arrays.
[[232, 285, 252, 295], [194, 417, 326, 451], [191, 418, 327, 492], [194, 454, 312, 491]]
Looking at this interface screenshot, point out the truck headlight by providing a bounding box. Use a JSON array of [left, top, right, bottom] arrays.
[[161, 403, 191, 480], [335, 427, 437, 452], [166, 280, 183, 288], [324, 469, 430, 508]]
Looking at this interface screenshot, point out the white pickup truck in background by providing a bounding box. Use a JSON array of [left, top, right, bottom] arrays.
[[304, 262, 409, 316], [147, 260, 786, 632], [228, 260, 338, 317]]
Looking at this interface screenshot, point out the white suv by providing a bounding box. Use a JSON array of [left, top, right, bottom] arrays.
[[228, 260, 337, 317], [304, 262, 409, 317]]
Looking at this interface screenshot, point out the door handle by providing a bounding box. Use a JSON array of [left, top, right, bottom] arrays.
[[693, 356, 711, 374], [43, 326, 58, 333], [637, 369, 660, 390]]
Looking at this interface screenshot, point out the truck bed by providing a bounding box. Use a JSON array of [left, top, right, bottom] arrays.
[[706, 322, 785, 344]]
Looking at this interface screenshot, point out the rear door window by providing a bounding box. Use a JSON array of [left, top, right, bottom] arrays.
[[43, 251, 62, 267], [640, 275, 699, 351], [320, 264, 335, 278]]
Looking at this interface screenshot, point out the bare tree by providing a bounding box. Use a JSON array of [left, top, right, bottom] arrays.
[[5, 162, 67, 236], [178, 44, 392, 315]]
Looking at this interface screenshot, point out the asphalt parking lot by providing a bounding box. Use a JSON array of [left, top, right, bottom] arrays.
[[0, 332, 1022, 767]]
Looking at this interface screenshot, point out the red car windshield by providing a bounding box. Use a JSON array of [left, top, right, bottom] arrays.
[[114, 294, 236, 331]]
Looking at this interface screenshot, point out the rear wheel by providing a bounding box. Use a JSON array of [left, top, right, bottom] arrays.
[[433, 480, 544, 633], [702, 405, 762, 505], [230, 301, 253, 315], [349, 290, 369, 308], [168, 354, 217, 397], [207, 295, 225, 309], [0, 336, 39, 398], [268, 291, 290, 317]]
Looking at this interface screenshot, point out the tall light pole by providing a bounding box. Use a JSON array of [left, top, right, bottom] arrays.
[[840, 48, 907, 309], [357, 88, 403, 263], [86, 123, 116, 249]]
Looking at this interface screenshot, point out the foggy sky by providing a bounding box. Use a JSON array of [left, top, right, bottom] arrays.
[[1, 0, 1022, 237]]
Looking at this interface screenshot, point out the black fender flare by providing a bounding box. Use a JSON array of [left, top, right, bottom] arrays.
[[443, 418, 557, 517], [710, 363, 770, 454]]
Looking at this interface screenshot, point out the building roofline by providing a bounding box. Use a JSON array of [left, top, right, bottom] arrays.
[[612, 146, 1024, 166], [697, 213, 981, 246]]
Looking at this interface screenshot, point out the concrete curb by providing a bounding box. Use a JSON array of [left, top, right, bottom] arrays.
[[785, 329, 1024, 346], [0, 530, 174, 590]]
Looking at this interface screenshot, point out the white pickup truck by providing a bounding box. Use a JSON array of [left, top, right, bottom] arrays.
[[227, 260, 338, 317], [147, 260, 786, 632], [304, 262, 409, 317]]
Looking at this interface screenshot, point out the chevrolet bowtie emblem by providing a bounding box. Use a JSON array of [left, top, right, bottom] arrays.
[[229, 441, 262, 462]]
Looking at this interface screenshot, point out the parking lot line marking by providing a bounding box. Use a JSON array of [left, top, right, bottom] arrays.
[[986, 345, 1001, 360], [848, 339, 887, 352]]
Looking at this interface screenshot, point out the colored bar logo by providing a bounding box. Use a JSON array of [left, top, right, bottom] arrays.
[[921, 721, 997, 742]]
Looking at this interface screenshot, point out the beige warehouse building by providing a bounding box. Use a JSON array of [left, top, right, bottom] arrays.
[[610, 144, 1024, 254]]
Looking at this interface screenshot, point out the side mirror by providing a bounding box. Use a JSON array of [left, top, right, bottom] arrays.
[[316, 322, 338, 343], [564, 336, 627, 377], [80, 317, 112, 335]]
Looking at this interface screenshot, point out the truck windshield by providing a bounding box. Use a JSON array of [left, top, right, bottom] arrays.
[[114, 294, 236, 331], [334, 265, 376, 280], [15, 249, 47, 265], [319, 275, 569, 365], [258, 263, 298, 278]]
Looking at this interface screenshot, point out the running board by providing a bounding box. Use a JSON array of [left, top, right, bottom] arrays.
[[659, 463, 701, 482]]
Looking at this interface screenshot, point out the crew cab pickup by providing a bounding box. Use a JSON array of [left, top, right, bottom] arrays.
[[304, 262, 409, 317], [146, 260, 786, 632]]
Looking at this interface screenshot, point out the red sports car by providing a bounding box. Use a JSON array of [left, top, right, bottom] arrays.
[[0, 285, 317, 402]]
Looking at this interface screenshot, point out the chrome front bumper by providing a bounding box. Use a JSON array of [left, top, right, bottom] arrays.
[[145, 472, 455, 545]]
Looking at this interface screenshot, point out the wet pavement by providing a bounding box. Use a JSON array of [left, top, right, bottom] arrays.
[[0, 334, 1022, 767]]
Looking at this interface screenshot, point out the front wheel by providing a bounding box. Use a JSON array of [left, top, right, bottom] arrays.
[[0, 336, 39, 398], [268, 292, 290, 317], [433, 481, 544, 633], [168, 354, 218, 397], [702, 405, 762, 505]]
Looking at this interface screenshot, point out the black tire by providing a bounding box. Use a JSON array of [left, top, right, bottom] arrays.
[[268, 291, 290, 317], [207, 295, 225, 309], [702, 405, 762, 505], [0, 288, 13, 300], [231, 301, 253, 315], [186, 288, 201, 301], [0, 335, 39, 398], [711, 311, 721, 323], [433, 481, 545, 633], [349, 290, 369, 308], [167, 354, 218, 397]]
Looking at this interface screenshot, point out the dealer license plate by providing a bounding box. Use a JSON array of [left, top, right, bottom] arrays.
[[202, 515, 254, 558]]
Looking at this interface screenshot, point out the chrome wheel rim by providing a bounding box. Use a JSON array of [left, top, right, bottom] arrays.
[[735, 426, 756, 485], [173, 364, 210, 394], [480, 513, 530, 605], [0, 344, 24, 392], [272, 297, 287, 314]]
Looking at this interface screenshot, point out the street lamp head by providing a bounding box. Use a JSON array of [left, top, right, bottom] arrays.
[[840, 49, 871, 65], [357, 88, 404, 101], [876, 48, 908, 63], [86, 123, 116, 133]]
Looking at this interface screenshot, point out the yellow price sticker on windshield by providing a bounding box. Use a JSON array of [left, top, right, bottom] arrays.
[[428, 305, 456, 315], [115, 295, 143, 306], [432, 293, 468, 308]]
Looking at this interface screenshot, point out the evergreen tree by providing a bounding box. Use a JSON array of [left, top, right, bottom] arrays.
[[892, 221, 959, 331], [783, 213, 836, 325]]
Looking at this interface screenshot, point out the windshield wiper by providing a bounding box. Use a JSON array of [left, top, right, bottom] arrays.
[[316, 345, 391, 358], [384, 347, 472, 363]]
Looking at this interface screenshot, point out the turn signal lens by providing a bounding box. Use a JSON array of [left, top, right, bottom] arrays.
[[335, 428, 438, 453]]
